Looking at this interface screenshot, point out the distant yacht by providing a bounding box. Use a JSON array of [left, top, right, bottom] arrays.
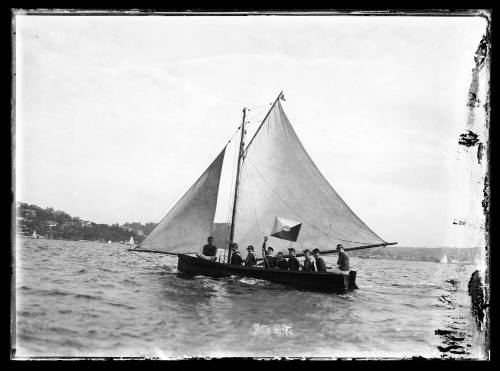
[[108, 240, 112, 244], [31, 230, 38, 239], [440, 254, 448, 264], [127, 236, 134, 245]]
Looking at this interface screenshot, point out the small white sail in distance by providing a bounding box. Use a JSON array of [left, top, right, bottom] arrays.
[[440, 254, 448, 264], [128, 236, 135, 245]]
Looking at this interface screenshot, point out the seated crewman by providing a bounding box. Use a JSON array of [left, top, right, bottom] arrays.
[[196, 236, 217, 262], [312, 248, 327, 272], [302, 249, 315, 272], [286, 247, 300, 271], [336, 244, 350, 272], [244, 245, 257, 267], [274, 252, 287, 270], [261, 236, 276, 269], [230, 243, 243, 266]]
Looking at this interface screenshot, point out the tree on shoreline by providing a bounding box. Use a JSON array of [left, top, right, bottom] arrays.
[[16, 202, 157, 243]]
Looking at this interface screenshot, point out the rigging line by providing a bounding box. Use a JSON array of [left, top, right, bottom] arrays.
[[246, 104, 273, 122], [149, 252, 168, 266], [129, 249, 159, 266], [245, 157, 376, 246], [246, 101, 273, 111], [226, 125, 241, 145]]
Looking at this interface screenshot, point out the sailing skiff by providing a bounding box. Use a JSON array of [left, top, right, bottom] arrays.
[[131, 92, 396, 292]]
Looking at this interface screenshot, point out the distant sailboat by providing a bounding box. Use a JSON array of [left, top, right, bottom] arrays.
[[31, 230, 38, 239], [131, 92, 397, 292], [108, 240, 112, 244], [128, 236, 134, 245], [440, 254, 448, 264]]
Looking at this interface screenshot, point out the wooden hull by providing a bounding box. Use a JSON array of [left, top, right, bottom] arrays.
[[177, 254, 357, 292]]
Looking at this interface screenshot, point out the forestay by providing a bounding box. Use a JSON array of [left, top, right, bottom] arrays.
[[234, 101, 386, 258], [136, 148, 226, 254]]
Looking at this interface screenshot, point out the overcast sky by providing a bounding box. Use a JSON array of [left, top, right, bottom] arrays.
[[15, 14, 487, 247]]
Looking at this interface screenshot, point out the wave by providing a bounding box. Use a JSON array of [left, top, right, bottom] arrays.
[[74, 293, 102, 300], [390, 282, 441, 289], [42, 289, 71, 297], [105, 301, 136, 310]]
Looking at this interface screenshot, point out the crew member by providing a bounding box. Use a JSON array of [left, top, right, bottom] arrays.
[[274, 252, 287, 270], [261, 236, 276, 269], [245, 245, 257, 267], [312, 248, 327, 272], [230, 243, 243, 265], [336, 244, 350, 272], [196, 236, 217, 262], [302, 249, 314, 271], [286, 247, 300, 271]]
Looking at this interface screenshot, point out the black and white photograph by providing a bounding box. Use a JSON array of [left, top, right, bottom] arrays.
[[12, 10, 490, 360]]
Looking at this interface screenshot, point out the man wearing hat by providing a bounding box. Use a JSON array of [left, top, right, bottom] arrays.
[[261, 236, 276, 269], [286, 247, 300, 271], [336, 244, 350, 272], [274, 252, 288, 270], [197, 236, 217, 262], [301, 249, 315, 272], [312, 248, 327, 272], [244, 245, 257, 267], [230, 243, 243, 266]]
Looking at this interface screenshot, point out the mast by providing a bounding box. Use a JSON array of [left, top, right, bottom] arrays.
[[227, 92, 284, 263], [228, 107, 247, 262]]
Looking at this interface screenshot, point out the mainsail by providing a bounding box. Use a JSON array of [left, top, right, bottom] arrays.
[[234, 101, 387, 258], [136, 148, 226, 254]]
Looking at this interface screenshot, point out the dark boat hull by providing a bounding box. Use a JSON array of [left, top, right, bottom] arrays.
[[177, 254, 357, 292]]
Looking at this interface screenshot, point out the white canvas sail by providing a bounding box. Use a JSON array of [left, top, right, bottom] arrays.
[[440, 254, 448, 264], [32, 230, 37, 238], [234, 101, 387, 258], [136, 148, 226, 254], [128, 236, 134, 245]]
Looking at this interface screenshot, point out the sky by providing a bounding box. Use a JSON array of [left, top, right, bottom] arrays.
[[15, 14, 488, 247]]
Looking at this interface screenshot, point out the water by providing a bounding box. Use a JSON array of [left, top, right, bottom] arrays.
[[14, 238, 486, 359]]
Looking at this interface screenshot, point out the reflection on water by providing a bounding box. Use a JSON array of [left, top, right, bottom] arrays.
[[14, 238, 486, 358]]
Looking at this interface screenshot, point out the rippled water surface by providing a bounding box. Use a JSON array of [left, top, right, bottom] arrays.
[[14, 238, 485, 358]]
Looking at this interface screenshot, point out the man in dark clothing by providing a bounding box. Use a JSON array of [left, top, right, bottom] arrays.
[[230, 243, 243, 265], [197, 236, 217, 262], [274, 252, 287, 270], [261, 236, 276, 269], [245, 245, 257, 267], [302, 249, 314, 271], [336, 244, 350, 271], [286, 247, 300, 271], [312, 248, 327, 272]]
